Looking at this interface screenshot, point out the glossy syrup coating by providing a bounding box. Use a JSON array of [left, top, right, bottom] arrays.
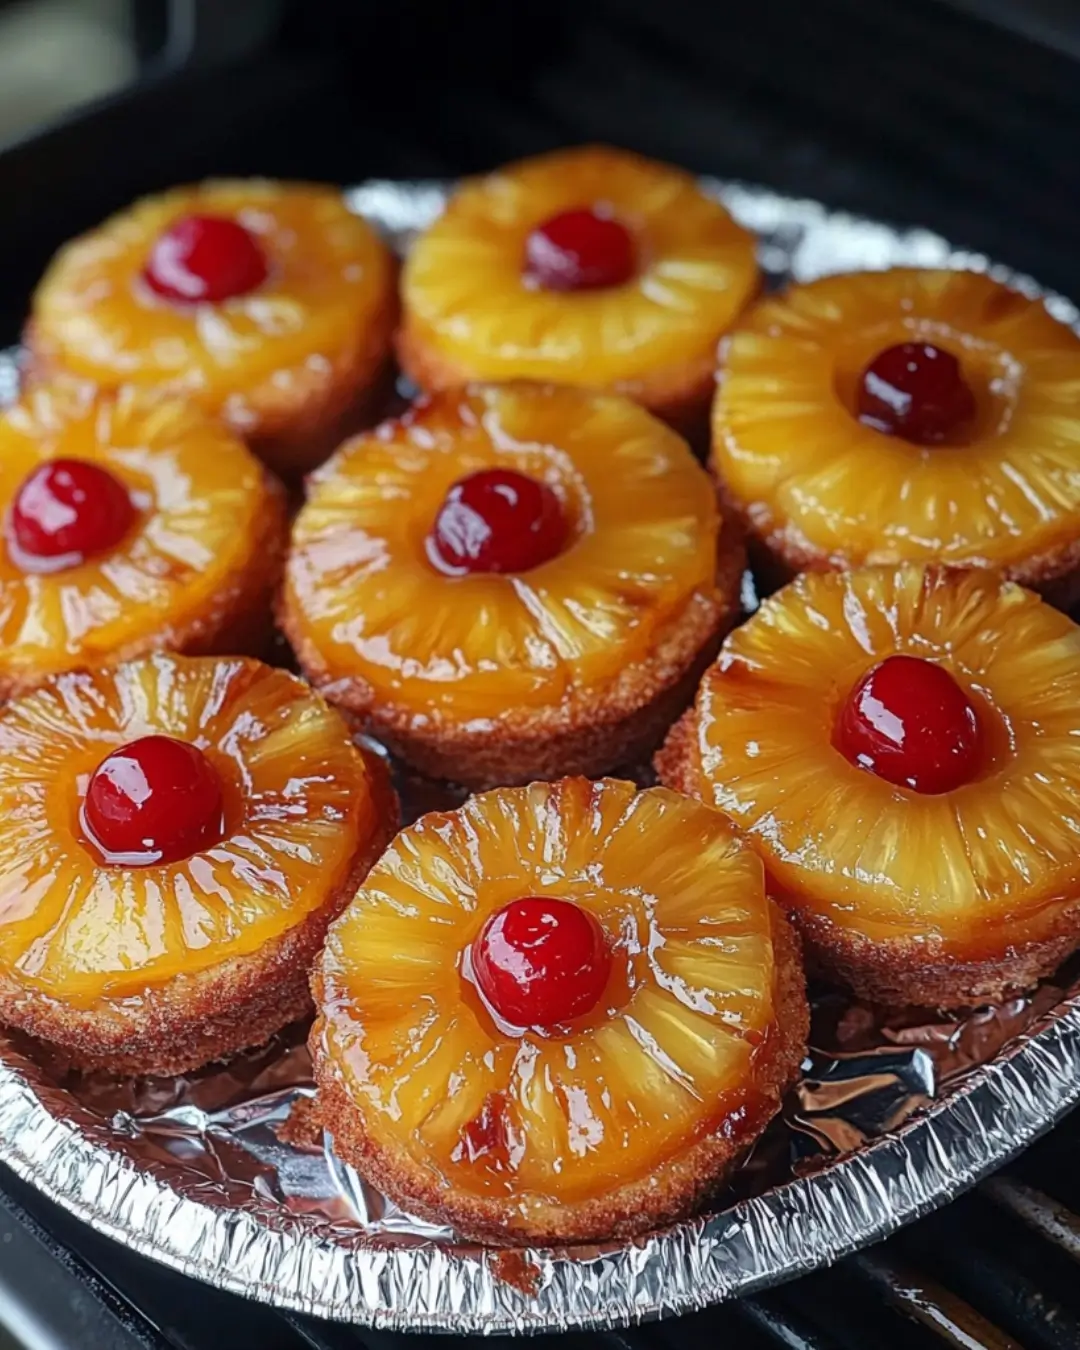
[[313, 778, 807, 1243], [281, 383, 731, 786], [0, 382, 285, 696], [0, 654, 390, 1013], [400, 146, 758, 419], [712, 269, 1080, 586], [28, 180, 397, 475], [658, 566, 1080, 1005]]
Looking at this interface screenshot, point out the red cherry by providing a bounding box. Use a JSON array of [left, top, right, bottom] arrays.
[[8, 459, 134, 571], [471, 897, 611, 1029], [143, 213, 268, 304], [835, 654, 982, 794], [428, 468, 568, 575], [524, 207, 637, 292], [857, 342, 976, 445], [82, 735, 225, 866]]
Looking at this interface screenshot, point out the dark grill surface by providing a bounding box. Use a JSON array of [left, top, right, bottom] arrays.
[[1, 0, 1080, 1345]]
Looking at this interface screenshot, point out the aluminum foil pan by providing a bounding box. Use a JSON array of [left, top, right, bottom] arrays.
[[0, 178, 1079, 1334]]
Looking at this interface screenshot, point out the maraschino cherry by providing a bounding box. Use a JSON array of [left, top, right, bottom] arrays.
[[143, 213, 268, 304], [8, 459, 134, 571], [524, 207, 636, 292], [82, 735, 225, 866], [471, 897, 611, 1029], [857, 341, 976, 445], [428, 468, 568, 575], [835, 654, 982, 794]]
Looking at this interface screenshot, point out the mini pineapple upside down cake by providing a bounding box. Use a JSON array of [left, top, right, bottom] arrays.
[[0, 381, 286, 699], [658, 564, 1080, 1009], [399, 146, 759, 432], [0, 653, 397, 1076], [712, 268, 1080, 605], [27, 180, 397, 476], [279, 382, 743, 788], [311, 777, 808, 1245]]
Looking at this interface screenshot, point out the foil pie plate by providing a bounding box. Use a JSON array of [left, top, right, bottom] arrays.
[[0, 178, 1078, 1334]]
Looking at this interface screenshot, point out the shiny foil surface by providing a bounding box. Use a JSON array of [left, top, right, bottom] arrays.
[[0, 180, 1079, 1333]]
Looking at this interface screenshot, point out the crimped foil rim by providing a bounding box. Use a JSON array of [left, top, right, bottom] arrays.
[[1, 178, 1079, 1333], [1, 996, 1079, 1330]]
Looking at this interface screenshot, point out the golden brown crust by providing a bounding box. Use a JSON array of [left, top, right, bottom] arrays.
[[0, 471, 290, 704], [0, 749, 397, 1076], [792, 904, 1080, 1009], [311, 900, 806, 1246], [653, 702, 700, 797], [656, 707, 1080, 1009], [280, 524, 745, 790], [26, 289, 398, 481], [396, 320, 720, 441], [715, 475, 1080, 610], [238, 291, 398, 479]]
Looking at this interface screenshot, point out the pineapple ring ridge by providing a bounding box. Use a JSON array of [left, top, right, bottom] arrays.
[[401, 145, 759, 391], [0, 653, 384, 1006], [684, 565, 1080, 941], [29, 180, 393, 400], [284, 383, 721, 719], [712, 268, 1080, 578], [0, 382, 280, 689], [314, 777, 807, 1242]]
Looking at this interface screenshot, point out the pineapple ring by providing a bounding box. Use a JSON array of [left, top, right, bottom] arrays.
[[399, 146, 759, 425], [0, 382, 286, 697], [712, 269, 1080, 593], [658, 565, 1080, 1007], [0, 653, 396, 1074], [313, 777, 807, 1245], [28, 180, 397, 476], [281, 383, 740, 787]]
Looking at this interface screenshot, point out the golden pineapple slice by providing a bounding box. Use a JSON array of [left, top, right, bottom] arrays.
[[0, 653, 394, 1072], [400, 146, 758, 420], [661, 565, 1080, 1005], [282, 383, 733, 786], [712, 269, 1080, 587], [313, 778, 806, 1244], [28, 180, 397, 474], [0, 382, 284, 695]]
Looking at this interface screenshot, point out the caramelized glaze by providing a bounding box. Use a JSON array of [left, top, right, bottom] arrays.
[[0, 654, 383, 1006], [285, 384, 719, 721], [689, 566, 1080, 947], [319, 778, 782, 1207], [713, 269, 1080, 569]]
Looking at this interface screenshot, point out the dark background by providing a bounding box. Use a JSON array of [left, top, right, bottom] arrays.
[[1, 0, 1079, 333]]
